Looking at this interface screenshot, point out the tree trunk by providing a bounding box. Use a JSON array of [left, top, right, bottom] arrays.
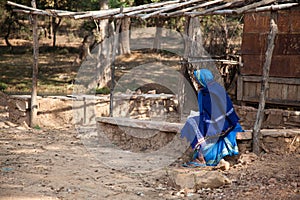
[[120, 17, 131, 55], [252, 12, 278, 155], [4, 17, 13, 50], [51, 17, 61, 47], [153, 18, 164, 51], [30, 0, 39, 127], [88, 0, 113, 89], [179, 16, 204, 118]]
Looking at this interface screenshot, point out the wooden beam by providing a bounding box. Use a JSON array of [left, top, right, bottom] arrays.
[[252, 12, 278, 155], [253, 3, 298, 12], [165, 0, 224, 17], [234, 0, 276, 14], [13, 9, 52, 16], [30, 0, 39, 127], [141, 0, 205, 19], [110, 19, 121, 117], [7, 1, 49, 15], [74, 0, 181, 19], [186, 0, 244, 16]]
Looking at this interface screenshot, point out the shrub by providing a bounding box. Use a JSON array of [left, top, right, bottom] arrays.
[[0, 82, 8, 91], [95, 86, 110, 94]]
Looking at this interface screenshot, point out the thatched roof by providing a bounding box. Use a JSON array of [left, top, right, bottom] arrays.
[[7, 0, 299, 20]]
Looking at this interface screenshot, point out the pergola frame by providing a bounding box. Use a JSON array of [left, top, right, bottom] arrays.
[[6, 0, 299, 154]]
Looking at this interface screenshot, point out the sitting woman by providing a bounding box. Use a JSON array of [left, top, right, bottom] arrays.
[[181, 69, 243, 168]]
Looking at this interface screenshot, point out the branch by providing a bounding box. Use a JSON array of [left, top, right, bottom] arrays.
[[252, 12, 278, 155]]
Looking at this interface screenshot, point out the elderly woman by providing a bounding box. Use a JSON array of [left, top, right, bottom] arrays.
[[181, 69, 243, 168]]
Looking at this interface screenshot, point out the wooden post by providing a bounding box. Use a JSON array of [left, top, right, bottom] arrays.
[[109, 19, 121, 117], [30, 0, 39, 127], [252, 12, 278, 155]]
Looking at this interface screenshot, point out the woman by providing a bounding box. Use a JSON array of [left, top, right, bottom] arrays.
[[181, 69, 243, 168]]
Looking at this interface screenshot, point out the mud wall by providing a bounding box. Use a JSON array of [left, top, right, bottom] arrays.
[[5, 94, 300, 130]]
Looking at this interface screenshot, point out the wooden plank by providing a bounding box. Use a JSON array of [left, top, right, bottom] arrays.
[[282, 84, 288, 100], [287, 84, 298, 100], [244, 82, 258, 99], [256, 81, 261, 99], [237, 76, 243, 101], [242, 76, 300, 85], [268, 82, 282, 100], [237, 75, 300, 106]]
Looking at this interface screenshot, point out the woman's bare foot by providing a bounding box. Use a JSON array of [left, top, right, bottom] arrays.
[[195, 153, 206, 164]]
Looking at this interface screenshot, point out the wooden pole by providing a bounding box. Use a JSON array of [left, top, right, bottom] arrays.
[[252, 12, 278, 155], [30, 0, 39, 127], [110, 19, 121, 117]]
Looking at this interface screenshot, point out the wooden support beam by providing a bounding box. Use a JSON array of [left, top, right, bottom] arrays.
[[7, 1, 49, 15], [186, 0, 244, 16], [30, 0, 39, 128], [13, 9, 52, 16], [234, 0, 276, 14], [141, 0, 205, 19], [165, 0, 224, 17], [252, 12, 278, 155], [110, 19, 121, 117]]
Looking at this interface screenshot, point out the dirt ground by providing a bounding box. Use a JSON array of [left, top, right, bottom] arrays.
[[0, 105, 299, 200], [0, 36, 299, 199]]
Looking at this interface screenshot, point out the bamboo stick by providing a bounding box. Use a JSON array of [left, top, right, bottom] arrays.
[[202, 3, 298, 15], [114, 6, 162, 18], [141, 0, 206, 19], [165, 0, 224, 17], [75, 0, 181, 19], [13, 9, 52, 16], [47, 9, 85, 17], [7, 0, 49, 15], [253, 3, 298, 12], [234, 0, 276, 14], [186, 0, 244, 16]]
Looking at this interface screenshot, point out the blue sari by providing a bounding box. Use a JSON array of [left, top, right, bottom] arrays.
[[181, 69, 243, 166]]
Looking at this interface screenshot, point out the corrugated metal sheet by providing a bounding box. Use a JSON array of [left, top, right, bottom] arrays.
[[241, 7, 300, 78]]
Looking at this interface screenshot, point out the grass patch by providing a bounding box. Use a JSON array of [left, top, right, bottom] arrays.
[[0, 45, 79, 95]]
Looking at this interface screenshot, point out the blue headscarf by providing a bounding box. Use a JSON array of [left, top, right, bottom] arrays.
[[194, 69, 214, 87]]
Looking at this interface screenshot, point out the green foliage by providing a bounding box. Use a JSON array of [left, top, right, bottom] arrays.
[[109, 0, 134, 8], [81, 20, 96, 32], [95, 86, 110, 95], [0, 82, 8, 91]]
